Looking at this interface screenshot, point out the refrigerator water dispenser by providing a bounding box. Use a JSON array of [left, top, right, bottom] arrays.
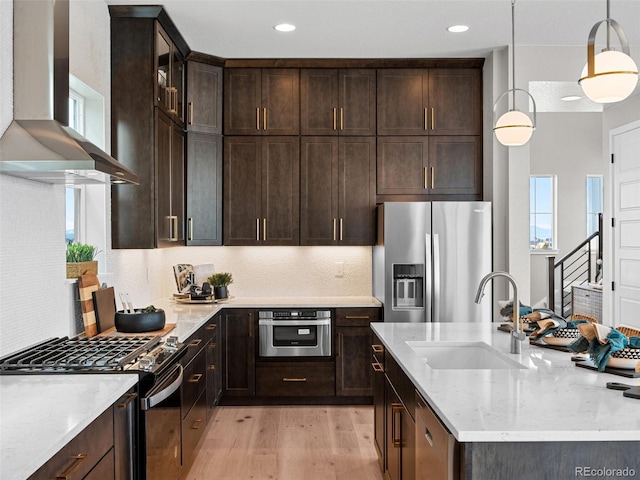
[[393, 264, 424, 309]]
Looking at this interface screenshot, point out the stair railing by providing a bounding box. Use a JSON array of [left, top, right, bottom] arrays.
[[547, 213, 602, 317]]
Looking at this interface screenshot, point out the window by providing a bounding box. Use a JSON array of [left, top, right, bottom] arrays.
[[530, 175, 556, 250], [66, 88, 85, 244], [586, 175, 603, 237]]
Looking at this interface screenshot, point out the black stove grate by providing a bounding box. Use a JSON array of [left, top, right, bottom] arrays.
[[0, 336, 161, 371]]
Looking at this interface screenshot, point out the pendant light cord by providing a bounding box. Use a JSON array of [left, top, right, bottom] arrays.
[[511, 0, 516, 109], [606, 0, 611, 50]]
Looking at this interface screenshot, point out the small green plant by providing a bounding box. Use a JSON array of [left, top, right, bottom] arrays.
[[66, 242, 99, 263], [207, 272, 233, 287]]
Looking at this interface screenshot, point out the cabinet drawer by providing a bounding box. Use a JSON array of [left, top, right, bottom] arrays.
[[415, 391, 459, 480], [371, 331, 385, 367], [336, 307, 381, 326], [385, 351, 415, 420], [181, 327, 206, 367], [182, 389, 207, 469], [256, 362, 335, 396], [182, 348, 207, 418], [85, 448, 115, 480], [29, 408, 113, 480]]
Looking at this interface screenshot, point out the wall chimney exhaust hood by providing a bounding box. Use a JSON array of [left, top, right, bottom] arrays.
[[0, 0, 139, 185]]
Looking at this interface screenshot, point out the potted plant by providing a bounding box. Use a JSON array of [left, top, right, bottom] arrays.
[[66, 242, 99, 279], [207, 272, 233, 299]]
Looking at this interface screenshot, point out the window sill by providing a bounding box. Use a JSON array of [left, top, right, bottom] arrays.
[[530, 249, 559, 256]]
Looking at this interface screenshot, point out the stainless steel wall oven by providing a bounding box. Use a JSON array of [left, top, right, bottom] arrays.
[[258, 310, 332, 357]]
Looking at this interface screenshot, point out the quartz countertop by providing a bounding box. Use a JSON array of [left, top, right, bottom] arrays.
[[155, 295, 381, 342], [0, 374, 138, 480], [371, 322, 640, 443]]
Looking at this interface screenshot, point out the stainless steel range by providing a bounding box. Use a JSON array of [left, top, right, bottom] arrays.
[[0, 335, 187, 480]]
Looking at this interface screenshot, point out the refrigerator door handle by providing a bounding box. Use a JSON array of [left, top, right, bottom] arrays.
[[433, 233, 441, 322], [425, 233, 433, 323]]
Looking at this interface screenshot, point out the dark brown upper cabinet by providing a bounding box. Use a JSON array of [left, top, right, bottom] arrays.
[[300, 69, 376, 136], [224, 69, 300, 136], [110, 7, 189, 248], [377, 136, 481, 199], [377, 68, 481, 136], [300, 137, 376, 245], [186, 61, 223, 134], [224, 136, 300, 246]]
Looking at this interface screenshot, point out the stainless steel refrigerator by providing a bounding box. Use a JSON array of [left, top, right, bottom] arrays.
[[373, 202, 492, 322]]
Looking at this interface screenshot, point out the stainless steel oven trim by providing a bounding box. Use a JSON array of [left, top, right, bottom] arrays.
[[258, 316, 332, 357], [141, 363, 183, 410], [258, 319, 331, 327]]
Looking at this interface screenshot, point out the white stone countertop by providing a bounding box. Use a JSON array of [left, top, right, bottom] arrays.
[[371, 322, 640, 443], [0, 374, 138, 480], [155, 295, 382, 342]]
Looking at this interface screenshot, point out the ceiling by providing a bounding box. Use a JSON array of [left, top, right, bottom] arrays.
[[102, 0, 640, 59]]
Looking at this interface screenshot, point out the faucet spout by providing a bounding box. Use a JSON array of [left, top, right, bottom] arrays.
[[475, 271, 526, 354]]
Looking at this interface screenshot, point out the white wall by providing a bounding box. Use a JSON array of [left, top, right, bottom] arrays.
[[0, 0, 372, 356]]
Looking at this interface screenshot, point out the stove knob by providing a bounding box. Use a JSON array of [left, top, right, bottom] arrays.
[[165, 336, 179, 348], [139, 356, 155, 372]]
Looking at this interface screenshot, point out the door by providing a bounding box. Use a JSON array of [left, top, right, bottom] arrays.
[[186, 133, 222, 245], [432, 202, 492, 323], [428, 69, 482, 135], [222, 309, 256, 396], [428, 136, 482, 196], [224, 137, 262, 245], [300, 69, 338, 135], [156, 111, 173, 245], [338, 137, 376, 245], [224, 69, 262, 135], [612, 121, 640, 329], [336, 326, 373, 396], [261, 137, 300, 245], [186, 62, 222, 134], [377, 69, 429, 135], [170, 122, 185, 243], [262, 69, 300, 135], [377, 137, 429, 196], [339, 69, 376, 136]]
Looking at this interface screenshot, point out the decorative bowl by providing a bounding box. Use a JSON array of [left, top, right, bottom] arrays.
[[115, 310, 166, 333]]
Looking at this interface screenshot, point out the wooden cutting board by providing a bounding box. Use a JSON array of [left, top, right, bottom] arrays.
[[92, 287, 116, 333], [97, 323, 176, 337]]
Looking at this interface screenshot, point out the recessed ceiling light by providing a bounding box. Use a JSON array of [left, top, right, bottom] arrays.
[[274, 23, 296, 32], [447, 25, 469, 33], [561, 95, 582, 101]]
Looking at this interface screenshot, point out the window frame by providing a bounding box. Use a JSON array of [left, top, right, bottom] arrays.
[[529, 174, 557, 252], [586, 175, 603, 238]]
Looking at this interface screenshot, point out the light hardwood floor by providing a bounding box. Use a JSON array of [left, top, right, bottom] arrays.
[[183, 405, 384, 480]]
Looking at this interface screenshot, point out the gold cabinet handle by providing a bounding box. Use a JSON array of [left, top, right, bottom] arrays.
[[423, 167, 428, 189], [372, 344, 384, 353], [424, 427, 434, 447], [333, 218, 337, 241], [188, 217, 193, 241], [431, 167, 435, 189], [169, 215, 179, 241], [56, 454, 88, 479], [346, 315, 370, 320], [206, 323, 217, 331], [371, 362, 384, 373], [263, 218, 267, 241], [256, 218, 260, 241], [431, 107, 435, 130], [256, 107, 260, 130], [339, 218, 343, 241], [192, 419, 204, 430], [283, 377, 307, 382], [391, 403, 403, 448], [188, 101, 194, 125], [117, 392, 138, 409], [333, 107, 337, 131], [189, 339, 202, 348], [340, 107, 344, 131], [263, 107, 267, 131], [188, 373, 203, 383], [424, 107, 428, 130]]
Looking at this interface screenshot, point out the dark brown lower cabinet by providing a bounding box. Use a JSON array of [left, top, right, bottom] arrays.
[[205, 314, 221, 418], [221, 309, 256, 396], [256, 362, 335, 396], [372, 339, 385, 472], [385, 378, 415, 480]]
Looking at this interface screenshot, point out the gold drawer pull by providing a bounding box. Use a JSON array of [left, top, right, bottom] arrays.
[[283, 377, 307, 382], [56, 454, 87, 479], [372, 362, 384, 373], [189, 339, 202, 347], [372, 344, 384, 353], [209, 364, 217, 371], [192, 419, 204, 430], [188, 373, 203, 383], [117, 392, 138, 409], [346, 315, 370, 319], [424, 427, 434, 447], [206, 323, 217, 331]]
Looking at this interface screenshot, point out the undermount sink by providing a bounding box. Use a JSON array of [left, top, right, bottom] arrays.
[[406, 341, 527, 370]]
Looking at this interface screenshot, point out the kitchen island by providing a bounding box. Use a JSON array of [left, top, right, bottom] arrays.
[[371, 322, 640, 479]]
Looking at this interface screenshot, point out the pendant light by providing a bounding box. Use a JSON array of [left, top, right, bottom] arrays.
[[493, 0, 536, 147], [578, 0, 638, 103]]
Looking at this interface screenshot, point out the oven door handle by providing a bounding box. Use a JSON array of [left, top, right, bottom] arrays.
[[258, 319, 331, 327], [141, 363, 183, 411]]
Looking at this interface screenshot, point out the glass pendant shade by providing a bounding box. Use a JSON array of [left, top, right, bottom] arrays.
[[579, 50, 639, 103], [494, 110, 534, 147]]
